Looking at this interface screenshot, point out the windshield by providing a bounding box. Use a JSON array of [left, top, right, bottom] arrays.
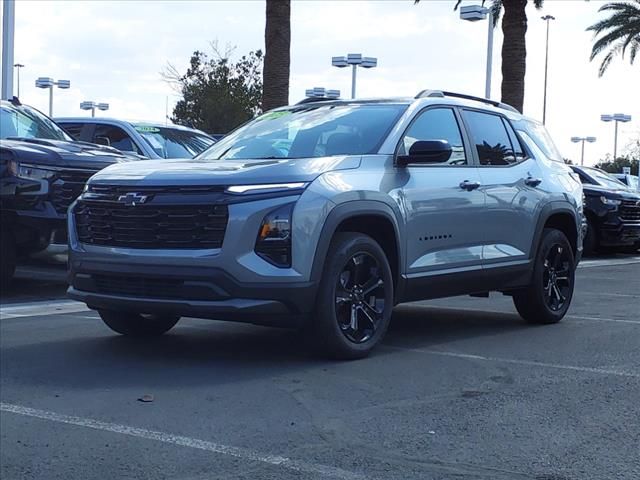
[[133, 124, 215, 158], [583, 167, 630, 190], [522, 120, 563, 161], [0, 103, 71, 141], [198, 103, 408, 161]]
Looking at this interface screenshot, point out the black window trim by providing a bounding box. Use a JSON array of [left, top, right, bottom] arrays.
[[393, 104, 477, 168], [458, 107, 534, 169]]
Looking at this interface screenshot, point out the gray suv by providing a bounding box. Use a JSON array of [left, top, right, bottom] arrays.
[[67, 91, 584, 359]]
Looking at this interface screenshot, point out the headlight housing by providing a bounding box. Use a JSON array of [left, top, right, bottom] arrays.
[[226, 183, 307, 195], [8, 161, 56, 180], [255, 203, 293, 268], [600, 195, 621, 206]]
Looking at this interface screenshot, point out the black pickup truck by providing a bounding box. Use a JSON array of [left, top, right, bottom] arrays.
[[1, 98, 134, 287], [571, 166, 640, 254]]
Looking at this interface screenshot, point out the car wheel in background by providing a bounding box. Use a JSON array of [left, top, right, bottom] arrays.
[[513, 228, 575, 325], [98, 310, 180, 337], [309, 232, 393, 360], [583, 218, 598, 256], [0, 229, 16, 290]]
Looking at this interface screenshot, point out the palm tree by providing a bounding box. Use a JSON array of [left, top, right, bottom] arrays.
[[262, 0, 291, 111], [417, 0, 545, 113], [587, 0, 640, 76]]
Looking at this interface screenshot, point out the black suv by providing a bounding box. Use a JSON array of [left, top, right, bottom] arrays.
[[571, 166, 640, 254], [0, 99, 133, 286]]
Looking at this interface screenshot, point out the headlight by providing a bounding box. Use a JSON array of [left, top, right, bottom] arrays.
[[255, 203, 293, 268], [226, 183, 307, 195], [8, 161, 56, 180], [600, 196, 621, 206]]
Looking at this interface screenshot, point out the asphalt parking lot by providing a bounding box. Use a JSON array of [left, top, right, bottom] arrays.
[[1, 255, 639, 480]]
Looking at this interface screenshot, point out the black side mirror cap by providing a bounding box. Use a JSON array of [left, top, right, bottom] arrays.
[[397, 140, 452, 166]]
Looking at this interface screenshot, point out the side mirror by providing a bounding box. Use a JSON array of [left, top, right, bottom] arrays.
[[94, 136, 111, 147], [398, 140, 452, 166]]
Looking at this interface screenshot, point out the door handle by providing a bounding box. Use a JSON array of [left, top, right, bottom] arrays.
[[459, 180, 481, 191], [524, 177, 542, 187]]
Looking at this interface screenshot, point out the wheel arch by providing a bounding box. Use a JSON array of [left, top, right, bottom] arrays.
[[309, 201, 404, 301], [532, 203, 580, 260]]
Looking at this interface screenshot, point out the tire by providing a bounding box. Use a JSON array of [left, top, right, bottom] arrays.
[[513, 228, 575, 324], [309, 232, 394, 360], [0, 229, 16, 290], [583, 218, 598, 256], [98, 309, 180, 337]]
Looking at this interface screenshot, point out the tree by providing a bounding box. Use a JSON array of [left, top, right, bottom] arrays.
[[163, 45, 263, 134], [415, 0, 545, 113], [587, 0, 640, 76], [263, 0, 291, 111], [595, 157, 639, 175]]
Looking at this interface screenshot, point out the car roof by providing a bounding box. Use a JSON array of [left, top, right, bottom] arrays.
[[54, 117, 212, 136]]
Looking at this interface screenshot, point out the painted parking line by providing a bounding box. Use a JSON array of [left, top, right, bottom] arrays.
[[578, 256, 640, 268], [0, 300, 89, 319], [383, 345, 640, 378], [0, 403, 367, 480]]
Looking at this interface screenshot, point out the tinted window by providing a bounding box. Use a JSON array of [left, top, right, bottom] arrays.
[[400, 108, 467, 165], [199, 104, 407, 161], [59, 123, 84, 140], [503, 119, 527, 163], [93, 125, 141, 154], [463, 110, 518, 166]]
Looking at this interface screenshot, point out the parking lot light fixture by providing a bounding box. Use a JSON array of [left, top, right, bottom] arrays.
[[80, 100, 109, 117], [304, 87, 340, 99], [601, 113, 632, 159], [460, 5, 493, 99], [35, 77, 71, 116], [571, 136, 597, 166], [332, 53, 377, 99]]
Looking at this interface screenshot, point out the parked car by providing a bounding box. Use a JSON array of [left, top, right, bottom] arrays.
[[68, 91, 584, 358], [0, 99, 135, 287], [613, 173, 639, 191], [571, 166, 640, 254], [56, 118, 216, 159]]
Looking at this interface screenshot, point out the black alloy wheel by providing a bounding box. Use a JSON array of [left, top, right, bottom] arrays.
[[335, 252, 386, 344], [541, 244, 572, 312], [513, 228, 575, 324]]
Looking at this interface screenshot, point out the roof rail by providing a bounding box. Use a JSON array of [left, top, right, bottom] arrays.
[[415, 89, 519, 113]]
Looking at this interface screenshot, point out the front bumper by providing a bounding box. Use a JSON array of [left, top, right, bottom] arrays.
[[599, 223, 640, 247], [67, 260, 318, 327]]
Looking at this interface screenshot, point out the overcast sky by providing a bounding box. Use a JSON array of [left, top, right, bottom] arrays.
[[6, 0, 640, 164]]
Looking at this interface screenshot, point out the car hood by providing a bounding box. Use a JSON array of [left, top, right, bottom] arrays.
[[583, 184, 640, 200], [89, 155, 362, 186], [1, 138, 136, 170]]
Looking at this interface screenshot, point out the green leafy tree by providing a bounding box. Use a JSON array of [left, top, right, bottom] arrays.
[[415, 0, 545, 113], [263, 0, 291, 110], [587, 0, 640, 76], [595, 157, 639, 175], [164, 45, 263, 134]]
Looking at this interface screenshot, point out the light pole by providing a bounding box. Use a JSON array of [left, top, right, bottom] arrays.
[[304, 87, 340, 99], [460, 5, 494, 99], [331, 54, 377, 99], [13, 63, 24, 98], [80, 101, 109, 117], [1, 0, 16, 100], [570, 136, 596, 166], [35, 77, 71, 116], [541, 15, 555, 124], [601, 113, 632, 159]]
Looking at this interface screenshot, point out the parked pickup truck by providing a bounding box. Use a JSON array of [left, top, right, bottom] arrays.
[[0, 98, 134, 287]]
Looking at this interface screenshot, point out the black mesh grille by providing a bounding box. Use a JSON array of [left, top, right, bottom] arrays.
[[51, 170, 96, 214], [620, 200, 640, 222], [75, 201, 228, 248]]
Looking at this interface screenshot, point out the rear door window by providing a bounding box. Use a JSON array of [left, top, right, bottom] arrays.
[[462, 110, 518, 166]]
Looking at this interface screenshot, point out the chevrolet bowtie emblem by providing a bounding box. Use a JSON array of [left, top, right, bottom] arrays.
[[118, 192, 149, 206]]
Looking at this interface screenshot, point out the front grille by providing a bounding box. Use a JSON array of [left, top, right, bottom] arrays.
[[51, 169, 97, 214], [620, 200, 640, 223], [93, 275, 185, 299], [75, 201, 228, 248]]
